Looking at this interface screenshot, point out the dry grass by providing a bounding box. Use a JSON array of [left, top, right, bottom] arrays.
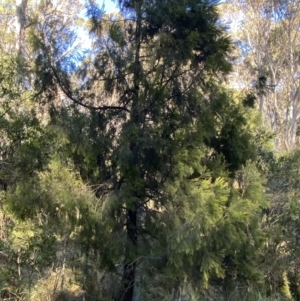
[[28, 269, 83, 301]]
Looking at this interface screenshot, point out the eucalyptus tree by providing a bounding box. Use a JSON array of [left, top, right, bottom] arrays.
[[223, 0, 300, 150]]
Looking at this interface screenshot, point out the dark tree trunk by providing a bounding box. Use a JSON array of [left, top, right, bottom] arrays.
[[122, 2, 142, 299], [122, 209, 137, 301]]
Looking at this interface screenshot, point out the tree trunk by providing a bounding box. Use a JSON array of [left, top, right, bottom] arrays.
[[121, 2, 142, 300], [16, 0, 27, 56], [122, 209, 137, 301]]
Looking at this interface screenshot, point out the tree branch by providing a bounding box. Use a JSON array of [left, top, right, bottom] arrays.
[[50, 66, 131, 112]]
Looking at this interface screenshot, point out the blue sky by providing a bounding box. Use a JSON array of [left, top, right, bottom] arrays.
[[98, 0, 225, 13], [101, 0, 118, 12], [74, 0, 119, 52]]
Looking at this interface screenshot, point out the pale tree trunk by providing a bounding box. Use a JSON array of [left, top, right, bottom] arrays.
[[285, 14, 300, 150], [15, 0, 27, 56], [287, 88, 300, 150]]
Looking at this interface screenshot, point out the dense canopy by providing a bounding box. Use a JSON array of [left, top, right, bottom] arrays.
[[0, 0, 300, 301]]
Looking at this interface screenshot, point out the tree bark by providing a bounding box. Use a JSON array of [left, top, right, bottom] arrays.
[[16, 0, 27, 56], [122, 209, 137, 301], [122, 1, 142, 300]]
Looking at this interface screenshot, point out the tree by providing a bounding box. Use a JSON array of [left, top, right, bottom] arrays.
[[29, 0, 268, 300], [0, 1, 85, 298], [0, 0, 270, 300], [258, 149, 300, 299], [223, 0, 300, 150]]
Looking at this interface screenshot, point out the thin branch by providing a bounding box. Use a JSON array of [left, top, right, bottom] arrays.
[[53, 44, 81, 64], [51, 66, 131, 112]]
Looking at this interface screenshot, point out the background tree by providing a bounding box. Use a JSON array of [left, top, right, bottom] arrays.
[[223, 0, 300, 150], [0, 0, 85, 299]]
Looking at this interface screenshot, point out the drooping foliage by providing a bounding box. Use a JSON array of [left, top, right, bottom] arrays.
[[0, 1, 285, 301]]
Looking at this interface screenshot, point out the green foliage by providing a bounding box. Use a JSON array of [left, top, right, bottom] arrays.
[[52, 0, 269, 299], [0, 0, 282, 300]]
